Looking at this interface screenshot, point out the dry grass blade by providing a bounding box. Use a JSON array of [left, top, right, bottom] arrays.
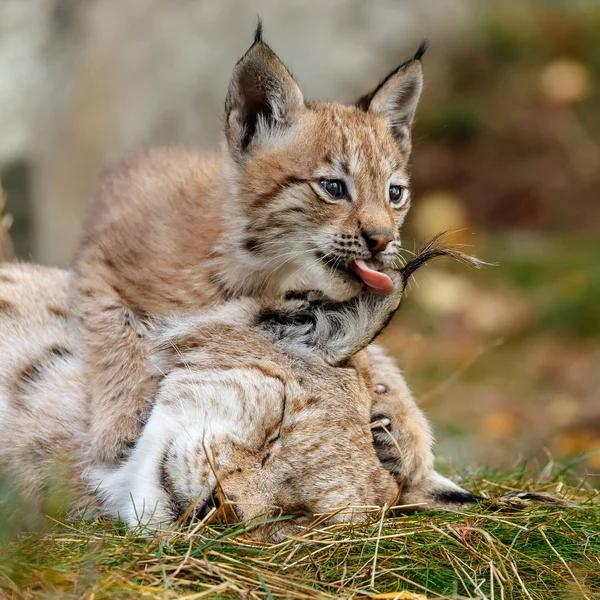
[[362, 592, 428, 599], [538, 526, 592, 600], [370, 503, 388, 589]]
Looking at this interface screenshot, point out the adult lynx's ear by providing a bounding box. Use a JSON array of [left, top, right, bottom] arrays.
[[357, 41, 427, 154], [225, 21, 305, 161]]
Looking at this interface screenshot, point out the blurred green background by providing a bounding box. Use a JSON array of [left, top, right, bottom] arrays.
[[386, 1, 600, 476], [1, 0, 598, 475]]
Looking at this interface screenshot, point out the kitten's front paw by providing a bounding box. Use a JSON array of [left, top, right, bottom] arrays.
[[90, 404, 152, 465]]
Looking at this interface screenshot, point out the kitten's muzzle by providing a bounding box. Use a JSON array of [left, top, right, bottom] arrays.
[[362, 230, 394, 254]]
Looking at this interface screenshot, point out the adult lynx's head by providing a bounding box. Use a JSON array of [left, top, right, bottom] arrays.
[[223, 23, 425, 301]]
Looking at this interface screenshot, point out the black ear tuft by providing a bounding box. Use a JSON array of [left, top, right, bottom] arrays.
[[356, 40, 428, 113], [224, 30, 304, 160], [254, 18, 263, 44], [355, 41, 428, 152], [412, 39, 429, 62]]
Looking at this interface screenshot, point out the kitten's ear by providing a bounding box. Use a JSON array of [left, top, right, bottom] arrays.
[[225, 22, 304, 160], [357, 41, 427, 154]]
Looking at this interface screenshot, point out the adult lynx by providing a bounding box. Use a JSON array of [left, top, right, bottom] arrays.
[[0, 245, 482, 533]]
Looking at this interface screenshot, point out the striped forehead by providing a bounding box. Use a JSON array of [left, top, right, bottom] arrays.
[[322, 105, 402, 180]]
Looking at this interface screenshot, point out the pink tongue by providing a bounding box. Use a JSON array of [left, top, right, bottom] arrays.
[[352, 259, 394, 295]]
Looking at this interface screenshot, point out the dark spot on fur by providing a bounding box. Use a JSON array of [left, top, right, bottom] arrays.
[[13, 345, 72, 407], [209, 273, 234, 300], [172, 336, 203, 352], [283, 290, 310, 302], [243, 238, 262, 253], [115, 437, 139, 463], [48, 305, 69, 319], [159, 442, 182, 521], [258, 307, 317, 331], [122, 438, 137, 451], [0, 273, 14, 283], [48, 345, 71, 358], [103, 256, 116, 270], [0, 298, 16, 314], [261, 452, 271, 468], [282, 425, 296, 436], [111, 284, 128, 302]]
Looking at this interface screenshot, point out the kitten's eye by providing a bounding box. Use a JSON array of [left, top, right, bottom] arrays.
[[389, 185, 407, 208], [320, 179, 347, 199]]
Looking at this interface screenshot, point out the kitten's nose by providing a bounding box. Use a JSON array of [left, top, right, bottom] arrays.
[[363, 231, 393, 254]]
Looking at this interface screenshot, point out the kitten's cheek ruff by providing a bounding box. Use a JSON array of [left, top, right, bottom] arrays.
[[352, 259, 394, 295]]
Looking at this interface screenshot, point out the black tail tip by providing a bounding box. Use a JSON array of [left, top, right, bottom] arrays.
[[254, 18, 263, 44], [413, 39, 429, 62], [435, 490, 483, 506]]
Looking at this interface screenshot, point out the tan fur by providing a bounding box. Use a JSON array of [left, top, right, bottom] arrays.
[[0, 263, 92, 514], [74, 32, 427, 464]]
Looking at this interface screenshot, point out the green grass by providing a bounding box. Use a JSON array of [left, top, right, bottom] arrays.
[[1, 469, 598, 599], [481, 235, 600, 338]]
